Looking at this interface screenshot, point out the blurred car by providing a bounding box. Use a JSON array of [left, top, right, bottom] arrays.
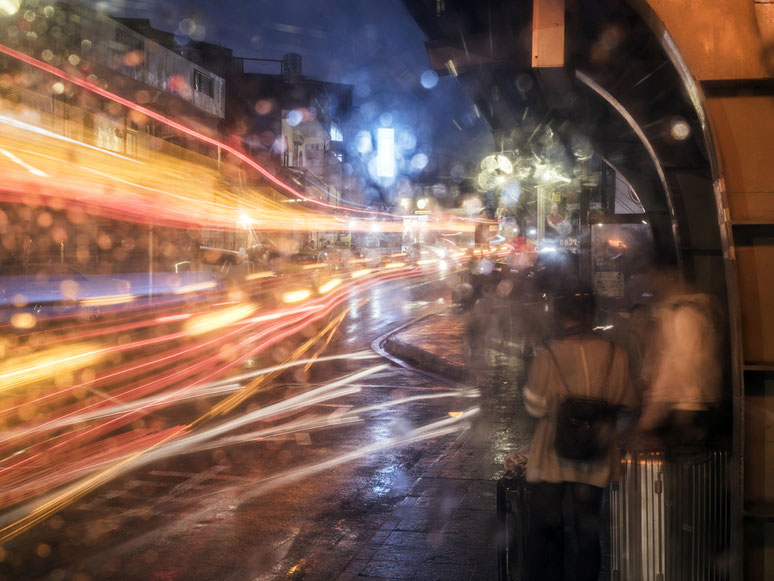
[[0, 264, 223, 329], [0, 264, 102, 327], [289, 251, 330, 266]]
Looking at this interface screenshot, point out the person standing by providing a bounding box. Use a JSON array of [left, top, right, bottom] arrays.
[[523, 291, 638, 581], [638, 269, 723, 453]]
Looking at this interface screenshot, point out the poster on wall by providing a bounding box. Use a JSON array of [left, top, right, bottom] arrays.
[[594, 271, 625, 298], [591, 222, 654, 306]]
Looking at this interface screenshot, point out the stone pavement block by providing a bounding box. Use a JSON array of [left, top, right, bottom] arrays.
[[342, 558, 369, 576], [394, 507, 447, 533], [424, 536, 484, 564], [370, 529, 394, 544], [411, 563, 476, 581], [470, 556, 500, 580], [442, 509, 496, 539], [458, 482, 497, 510], [361, 559, 419, 579], [382, 530, 431, 549], [369, 545, 430, 563]]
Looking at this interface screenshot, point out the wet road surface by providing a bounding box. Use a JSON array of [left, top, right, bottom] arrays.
[[0, 274, 513, 581]]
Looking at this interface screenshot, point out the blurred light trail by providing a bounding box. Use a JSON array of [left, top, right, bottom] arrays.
[[79, 294, 137, 307], [0, 43, 386, 218], [0, 352, 380, 439], [245, 272, 277, 281], [174, 281, 219, 294], [281, 289, 313, 303], [0, 255, 446, 538], [318, 278, 342, 294], [190, 389, 480, 453], [183, 303, 257, 336], [0, 114, 141, 163], [155, 314, 193, 324], [0, 343, 104, 392], [199, 298, 366, 419], [0, 146, 48, 177], [234, 408, 480, 502], [0, 41, 493, 228], [0, 282, 365, 488], [0, 365, 389, 540]]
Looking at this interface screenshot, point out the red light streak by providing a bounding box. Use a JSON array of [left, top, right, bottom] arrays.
[[0, 42, 494, 226], [0, 253, 452, 521]]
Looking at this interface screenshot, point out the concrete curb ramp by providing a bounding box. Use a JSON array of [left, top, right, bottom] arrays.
[[381, 312, 469, 382]]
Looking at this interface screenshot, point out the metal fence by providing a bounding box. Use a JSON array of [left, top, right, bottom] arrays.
[[610, 449, 731, 581]]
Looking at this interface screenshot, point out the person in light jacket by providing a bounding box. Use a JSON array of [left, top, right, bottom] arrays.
[[523, 291, 638, 581]]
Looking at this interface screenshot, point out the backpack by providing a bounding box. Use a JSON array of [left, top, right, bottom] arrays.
[[547, 341, 617, 463]]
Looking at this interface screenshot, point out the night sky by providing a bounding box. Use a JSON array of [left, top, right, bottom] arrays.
[[85, 0, 494, 170]]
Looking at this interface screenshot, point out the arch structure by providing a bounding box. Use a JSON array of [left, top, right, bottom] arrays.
[[631, 3, 773, 578], [402, 0, 773, 577]]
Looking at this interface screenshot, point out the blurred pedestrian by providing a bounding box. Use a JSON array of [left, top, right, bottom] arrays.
[[638, 269, 722, 453], [523, 291, 638, 581]]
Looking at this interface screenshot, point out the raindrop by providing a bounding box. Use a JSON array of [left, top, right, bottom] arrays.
[[670, 117, 691, 140], [515, 73, 533, 92], [11, 313, 36, 330], [480, 155, 498, 172], [178, 18, 196, 36], [190, 25, 206, 41], [355, 82, 371, 98], [410, 153, 428, 172], [397, 128, 416, 152], [286, 109, 303, 126], [420, 69, 438, 89], [477, 258, 494, 275], [255, 99, 273, 115]]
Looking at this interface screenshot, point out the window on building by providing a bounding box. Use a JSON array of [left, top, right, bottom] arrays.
[[115, 29, 144, 56], [330, 123, 343, 142], [193, 70, 215, 98]]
